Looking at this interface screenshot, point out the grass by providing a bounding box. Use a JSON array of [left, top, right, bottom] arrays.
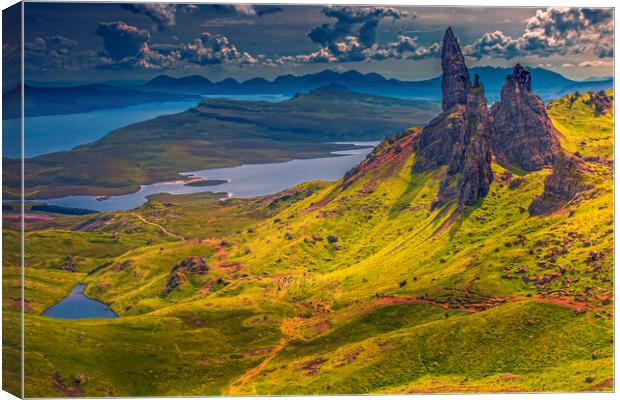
[[548, 89, 614, 160], [2, 89, 613, 396]]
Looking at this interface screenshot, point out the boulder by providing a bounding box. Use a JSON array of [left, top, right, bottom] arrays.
[[162, 256, 209, 295], [529, 152, 591, 215]]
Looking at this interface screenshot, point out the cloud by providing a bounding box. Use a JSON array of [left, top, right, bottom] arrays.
[[364, 35, 440, 61], [120, 4, 177, 31], [578, 60, 613, 67], [278, 6, 436, 64], [255, 6, 284, 17], [179, 32, 258, 66], [464, 7, 613, 59], [96, 21, 150, 61], [95, 19, 267, 70], [95, 21, 176, 69], [209, 4, 283, 17], [25, 35, 96, 71], [561, 63, 575, 67], [308, 6, 410, 49], [119, 4, 276, 32]]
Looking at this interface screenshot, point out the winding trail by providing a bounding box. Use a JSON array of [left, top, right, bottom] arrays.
[[130, 213, 185, 241], [226, 317, 304, 395]]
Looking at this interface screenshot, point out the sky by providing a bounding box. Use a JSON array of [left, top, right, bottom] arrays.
[[17, 3, 615, 84]]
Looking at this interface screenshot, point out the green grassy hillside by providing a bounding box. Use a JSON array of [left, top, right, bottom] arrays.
[[548, 89, 614, 160], [2, 90, 613, 396]]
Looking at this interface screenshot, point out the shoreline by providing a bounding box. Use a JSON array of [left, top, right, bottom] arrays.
[[27, 141, 379, 212]]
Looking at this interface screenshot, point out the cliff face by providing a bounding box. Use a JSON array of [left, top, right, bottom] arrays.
[[491, 64, 561, 171], [441, 27, 471, 112], [412, 105, 466, 173], [433, 76, 494, 209], [529, 152, 591, 215]]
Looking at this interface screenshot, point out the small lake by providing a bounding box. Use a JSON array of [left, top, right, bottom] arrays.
[[40, 142, 378, 212], [3, 100, 200, 158], [43, 284, 117, 319]]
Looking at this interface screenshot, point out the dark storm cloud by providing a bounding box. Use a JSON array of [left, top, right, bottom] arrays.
[[119, 4, 205, 31], [95, 21, 177, 69], [279, 6, 438, 64], [307, 6, 410, 49], [96, 21, 150, 61], [255, 6, 284, 17], [465, 7, 614, 59], [209, 4, 283, 17], [120, 4, 177, 32]]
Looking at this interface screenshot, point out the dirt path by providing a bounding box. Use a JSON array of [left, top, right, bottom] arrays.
[[226, 317, 303, 395], [130, 213, 185, 241]]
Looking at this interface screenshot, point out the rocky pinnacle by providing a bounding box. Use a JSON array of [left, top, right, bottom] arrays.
[[491, 64, 561, 171], [441, 27, 471, 111]]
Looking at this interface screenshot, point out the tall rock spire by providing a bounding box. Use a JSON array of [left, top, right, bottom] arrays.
[[441, 27, 471, 111], [432, 75, 493, 209], [414, 29, 493, 211], [413, 27, 471, 172], [491, 64, 561, 171]]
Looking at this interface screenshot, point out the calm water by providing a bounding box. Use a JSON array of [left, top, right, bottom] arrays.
[[43, 284, 117, 319], [41, 142, 378, 212], [3, 100, 199, 158]]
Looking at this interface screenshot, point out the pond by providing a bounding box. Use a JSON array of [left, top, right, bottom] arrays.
[[43, 284, 117, 319]]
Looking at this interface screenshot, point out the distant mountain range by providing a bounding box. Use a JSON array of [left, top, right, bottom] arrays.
[[140, 67, 613, 103], [8, 67, 613, 119]]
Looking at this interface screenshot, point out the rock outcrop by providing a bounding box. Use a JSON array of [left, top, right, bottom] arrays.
[[433, 76, 494, 209], [491, 64, 561, 171], [441, 27, 471, 111], [412, 105, 466, 172], [529, 152, 591, 215], [162, 256, 209, 295]]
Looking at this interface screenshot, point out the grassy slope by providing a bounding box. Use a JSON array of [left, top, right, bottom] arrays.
[[548, 89, 614, 160], [2, 90, 613, 396], [4, 88, 439, 199]]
